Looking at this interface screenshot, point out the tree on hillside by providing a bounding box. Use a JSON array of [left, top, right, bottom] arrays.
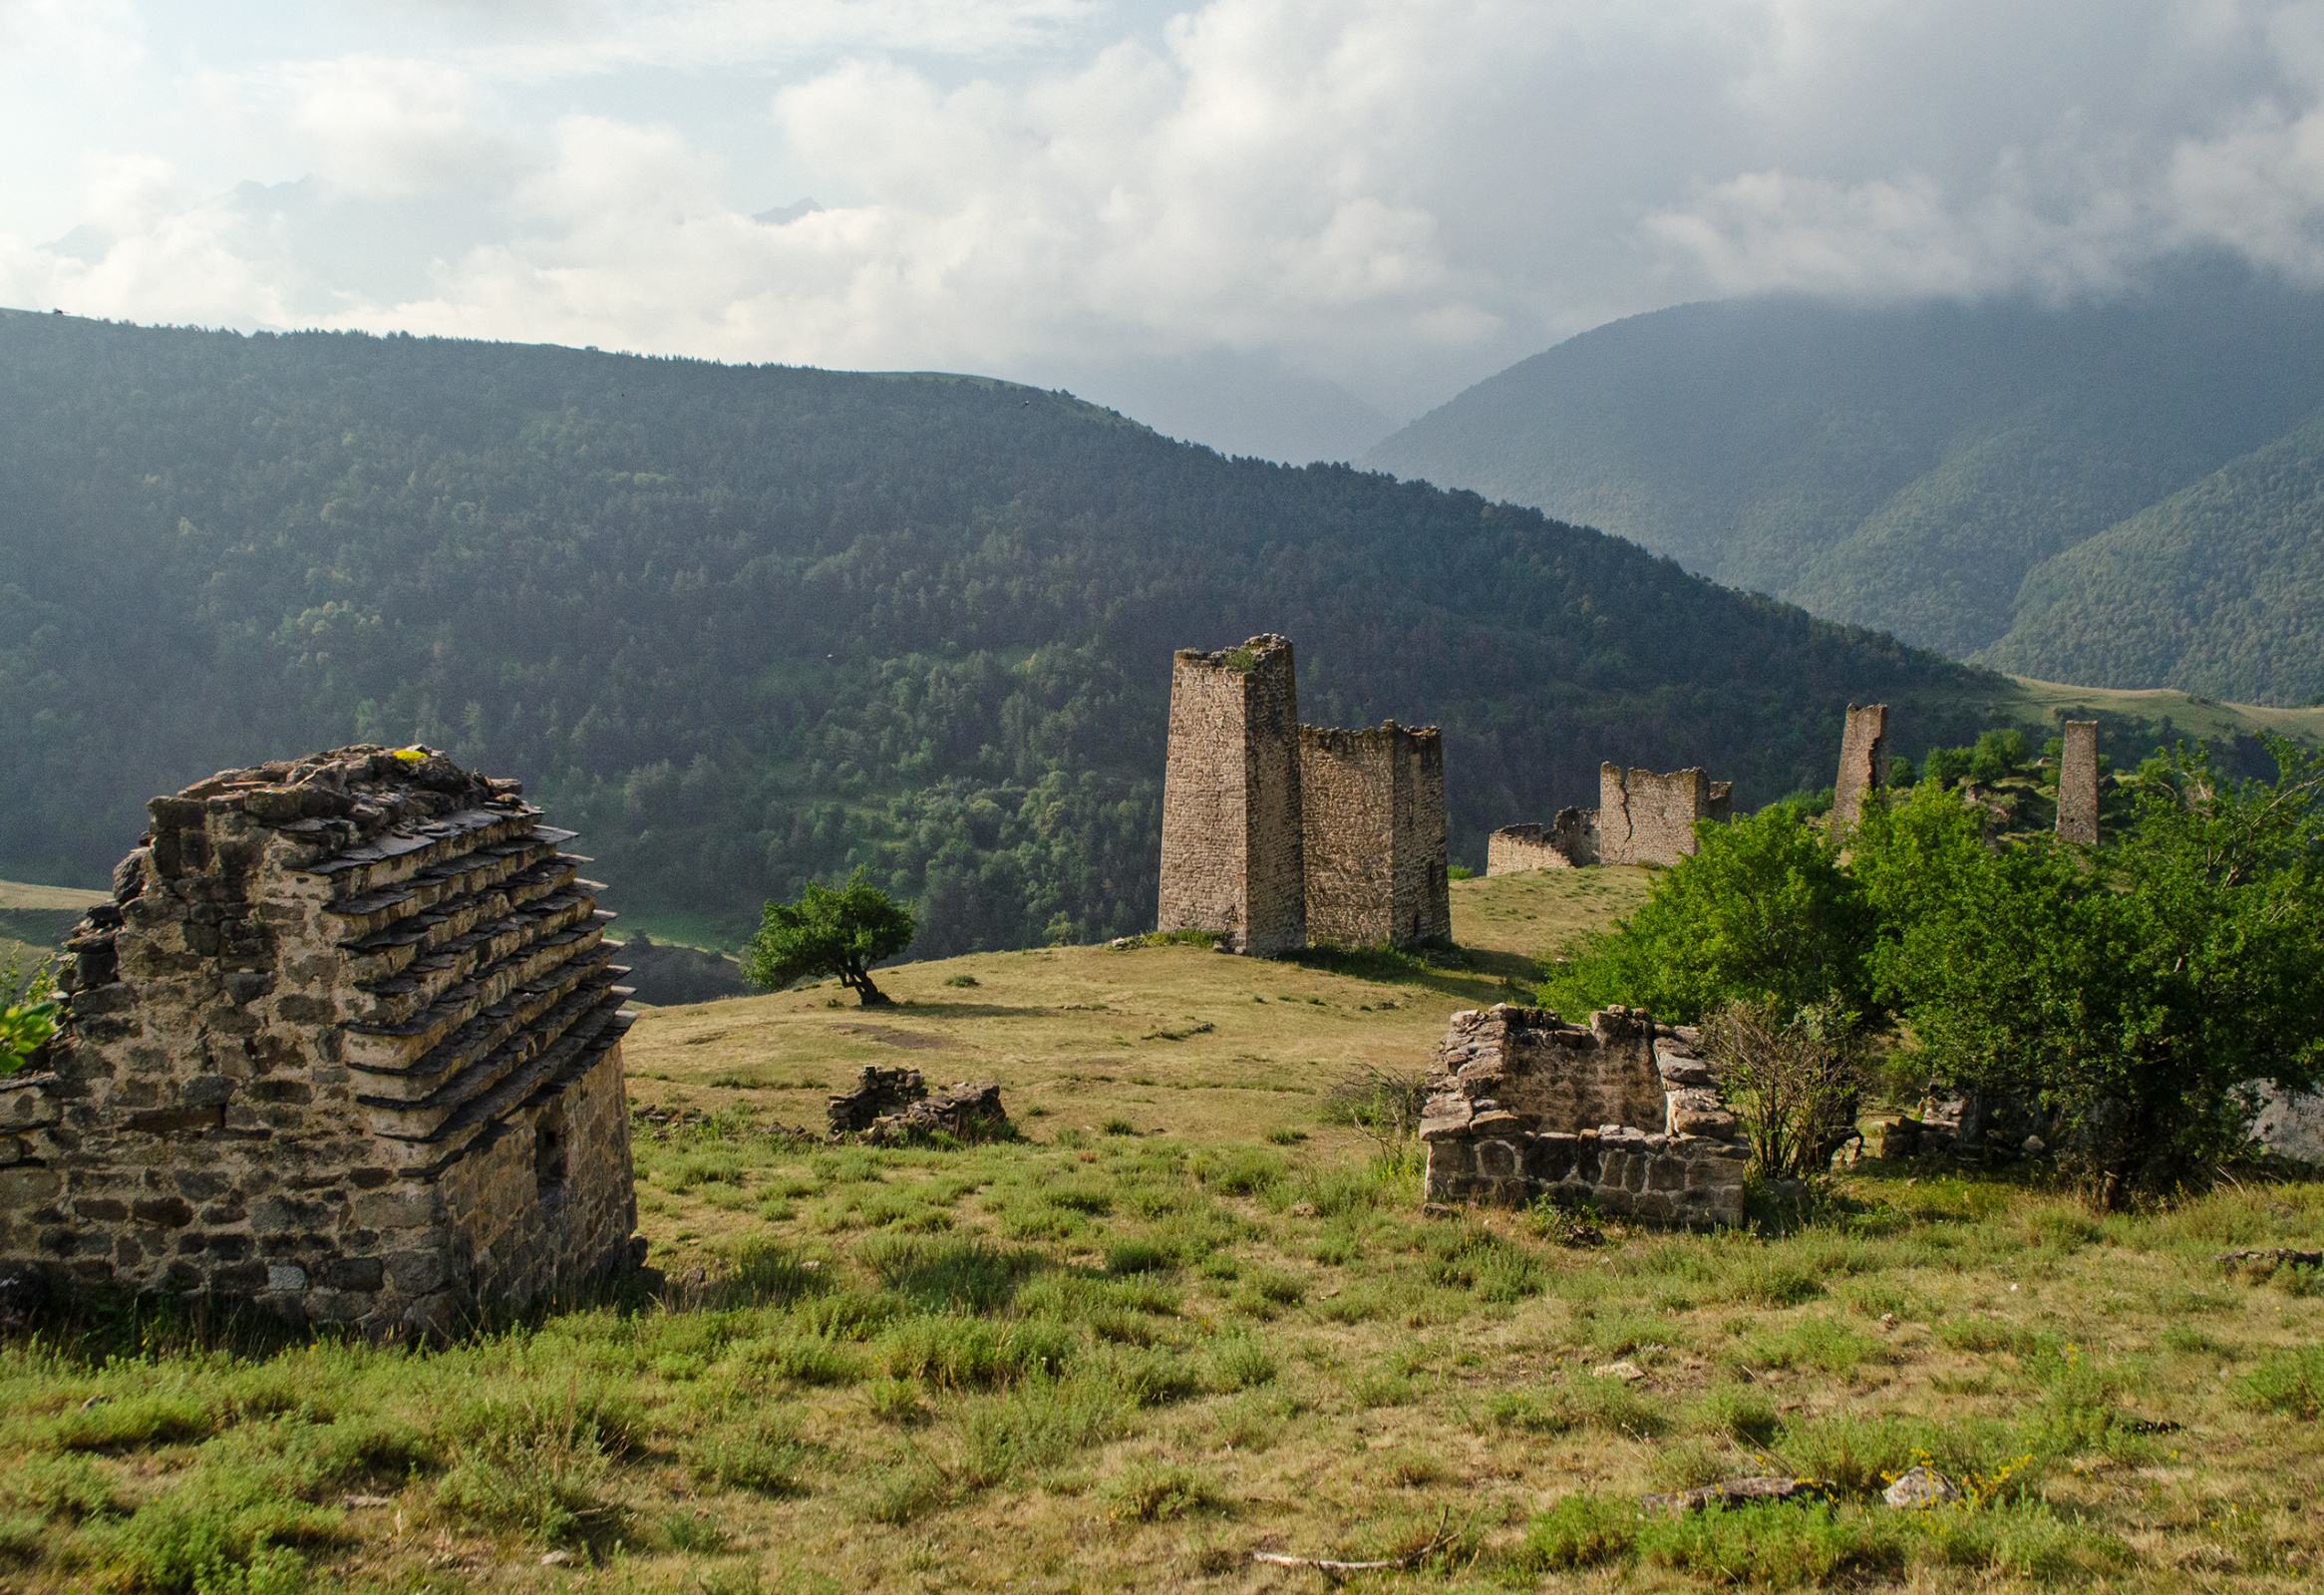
[[744, 869, 918, 1006], [1854, 740, 2324, 1205], [1537, 804, 1878, 1025]]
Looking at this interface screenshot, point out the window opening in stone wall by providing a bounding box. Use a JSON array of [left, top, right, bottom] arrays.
[[536, 1104, 569, 1211]]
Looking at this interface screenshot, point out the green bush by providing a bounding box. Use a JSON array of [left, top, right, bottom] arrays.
[[1191, 1145, 1288, 1197], [1640, 1500, 1904, 1587], [1105, 1239, 1174, 1275], [2239, 1346, 2324, 1419], [1102, 1460, 1221, 1523], [1488, 1375, 1665, 1437], [689, 1418, 817, 1496], [1538, 803, 1877, 1025], [1517, 1492, 1636, 1570]]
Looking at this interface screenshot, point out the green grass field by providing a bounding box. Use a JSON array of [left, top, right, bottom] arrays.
[[1, 871, 2322, 1591]]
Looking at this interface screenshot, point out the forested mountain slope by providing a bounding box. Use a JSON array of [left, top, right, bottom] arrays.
[[0, 311, 1994, 954], [1980, 412, 2324, 702], [1365, 264, 2324, 674]]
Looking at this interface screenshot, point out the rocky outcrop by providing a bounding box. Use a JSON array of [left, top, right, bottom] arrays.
[[828, 1067, 1008, 1143]]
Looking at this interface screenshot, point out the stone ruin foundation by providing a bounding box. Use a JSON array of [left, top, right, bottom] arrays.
[[1420, 1004, 1748, 1226], [0, 747, 640, 1338], [2056, 719, 2100, 844], [1487, 764, 1732, 873], [1830, 703, 1889, 838], [826, 1066, 1008, 1144], [1158, 635, 1450, 954]]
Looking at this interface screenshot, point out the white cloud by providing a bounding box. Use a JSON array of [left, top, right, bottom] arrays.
[[279, 55, 519, 199], [19, 1, 2324, 458]]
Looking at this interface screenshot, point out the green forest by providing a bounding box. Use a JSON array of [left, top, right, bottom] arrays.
[[1367, 260, 2324, 700], [0, 311, 2071, 956]]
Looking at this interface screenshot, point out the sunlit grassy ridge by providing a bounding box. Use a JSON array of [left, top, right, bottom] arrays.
[[1, 872, 2322, 1591]]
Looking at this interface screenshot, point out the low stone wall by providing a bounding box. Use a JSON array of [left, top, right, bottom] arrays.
[[1421, 1004, 1747, 1226], [1488, 768, 1731, 875], [1487, 808, 1598, 873]]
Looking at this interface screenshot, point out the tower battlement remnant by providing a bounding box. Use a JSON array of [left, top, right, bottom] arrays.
[[1487, 765, 1732, 874], [1158, 636, 1449, 953], [1831, 703, 1889, 838], [2056, 720, 2100, 844], [1, 746, 640, 1339]]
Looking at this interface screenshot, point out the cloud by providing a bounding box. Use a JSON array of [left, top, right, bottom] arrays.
[[278, 55, 520, 199], [18, 1, 2324, 459]]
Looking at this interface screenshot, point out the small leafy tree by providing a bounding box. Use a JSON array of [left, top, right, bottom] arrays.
[[1855, 741, 2324, 1206], [743, 868, 918, 1006], [1, 953, 59, 1078], [1537, 804, 1878, 1025], [1703, 999, 1865, 1179]]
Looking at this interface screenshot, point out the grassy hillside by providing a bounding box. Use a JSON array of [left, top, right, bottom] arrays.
[[0, 309, 1998, 957], [5, 874, 2323, 1591], [1364, 264, 2324, 670], [1981, 413, 2324, 702]]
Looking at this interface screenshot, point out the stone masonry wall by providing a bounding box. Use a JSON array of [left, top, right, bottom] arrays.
[[1160, 636, 1447, 953], [1402, 730, 1452, 944], [1299, 722, 1450, 947], [1487, 809, 1599, 873], [1831, 703, 1889, 839], [1159, 636, 1305, 956], [3, 747, 639, 1337], [2056, 720, 2100, 844], [1299, 727, 1396, 946], [1596, 766, 1729, 867], [1421, 1004, 1747, 1226]]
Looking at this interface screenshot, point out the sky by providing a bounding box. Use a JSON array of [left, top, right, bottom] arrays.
[[10, 1, 2324, 462]]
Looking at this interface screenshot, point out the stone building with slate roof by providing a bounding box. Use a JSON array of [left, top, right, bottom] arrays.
[[0, 746, 639, 1338]]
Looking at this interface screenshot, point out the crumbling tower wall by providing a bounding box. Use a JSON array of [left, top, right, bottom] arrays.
[[2056, 720, 2100, 844], [1595, 766, 1729, 867], [1300, 723, 1451, 947], [1159, 636, 1306, 956], [1831, 703, 1888, 838], [0, 747, 639, 1338]]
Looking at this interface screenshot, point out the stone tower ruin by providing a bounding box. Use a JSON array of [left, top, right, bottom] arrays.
[[1158, 636, 1449, 953], [2, 747, 639, 1337], [2056, 720, 2101, 844], [1486, 764, 1732, 874], [1830, 703, 1889, 838]]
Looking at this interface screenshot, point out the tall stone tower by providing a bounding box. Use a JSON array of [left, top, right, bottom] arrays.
[[1158, 636, 1307, 955], [2056, 720, 2101, 844], [1830, 703, 1889, 839], [1299, 723, 1451, 946]]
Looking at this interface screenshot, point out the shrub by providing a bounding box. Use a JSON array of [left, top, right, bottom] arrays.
[[689, 1418, 816, 1496], [1105, 1239, 1174, 1275], [1705, 999, 1864, 1180], [433, 1393, 628, 1547], [1102, 1460, 1221, 1523], [1538, 803, 1878, 1025], [1518, 1492, 1636, 1570], [2239, 1346, 2324, 1419], [1191, 1145, 1288, 1197], [1641, 1500, 1904, 1587], [959, 1378, 1121, 1486]]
